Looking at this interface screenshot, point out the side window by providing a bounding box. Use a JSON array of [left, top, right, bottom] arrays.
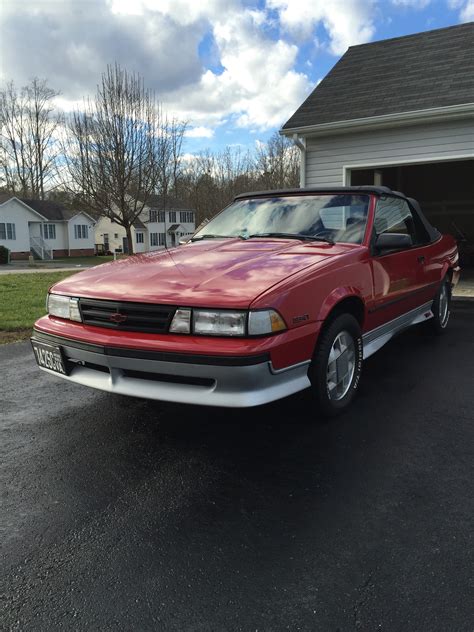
[[374, 197, 419, 245]]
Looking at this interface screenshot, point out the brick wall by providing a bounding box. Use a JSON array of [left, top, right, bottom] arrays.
[[10, 251, 30, 260], [69, 248, 95, 257], [51, 248, 95, 257], [9, 248, 96, 261]]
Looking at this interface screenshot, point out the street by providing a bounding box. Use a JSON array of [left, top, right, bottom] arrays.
[[1, 303, 473, 631]]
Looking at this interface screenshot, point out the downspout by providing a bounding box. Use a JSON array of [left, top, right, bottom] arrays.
[[292, 134, 306, 188]]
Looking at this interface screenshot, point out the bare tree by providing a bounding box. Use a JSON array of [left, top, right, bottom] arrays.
[[157, 113, 187, 208], [64, 64, 185, 254], [177, 146, 256, 224], [177, 136, 299, 224], [0, 78, 62, 198], [254, 132, 299, 190]]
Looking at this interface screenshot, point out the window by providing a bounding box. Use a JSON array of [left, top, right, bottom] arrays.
[[191, 195, 370, 245], [151, 232, 167, 247], [168, 211, 176, 223], [114, 233, 119, 239], [180, 211, 194, 223], [74, 224, 88, 239], [374, 197, 426, 245], [149, 209, 157, 223], [0, 223, 16, 240], [7, 223, 16, 240], [41, 223, 56, 240], [136, 232, 144, 244]]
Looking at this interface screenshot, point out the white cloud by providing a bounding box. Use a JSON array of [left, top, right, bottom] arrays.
[[161, 7, 311, 130], [449, 0, 474, 19], [1, 0, 369, 136], [391, 0, 432, 7], [267, 0, 376, 55], [185, 126, 215, 139], [181, 152, 200, 163], [0, 0, 204, 97]]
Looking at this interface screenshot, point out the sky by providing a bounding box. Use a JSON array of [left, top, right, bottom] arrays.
[[0, 0, 472, 155]]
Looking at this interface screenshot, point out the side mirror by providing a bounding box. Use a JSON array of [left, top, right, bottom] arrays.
[[375, 233, 412, 253]]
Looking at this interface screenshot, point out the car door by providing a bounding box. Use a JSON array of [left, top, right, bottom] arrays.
[[368, 196, 428, 329]]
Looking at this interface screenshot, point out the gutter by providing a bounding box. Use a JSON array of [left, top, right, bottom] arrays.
[[280, 103, 474, 138], [291, 133, 306, 188]]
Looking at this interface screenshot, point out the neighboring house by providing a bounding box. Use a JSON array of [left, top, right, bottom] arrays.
[[95, 216, 148, 254], [0, 195, 96, 260], [281, 23, 474, 247], [94, 195, 196, 253]]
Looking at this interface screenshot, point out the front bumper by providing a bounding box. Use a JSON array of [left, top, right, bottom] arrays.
[[31, 331, 311, 408]]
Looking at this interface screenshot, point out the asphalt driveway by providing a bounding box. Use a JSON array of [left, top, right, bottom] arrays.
[[1, 303, 473, 631]]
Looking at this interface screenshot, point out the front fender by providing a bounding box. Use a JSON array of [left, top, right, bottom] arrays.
[[316, 287, 366, 323]]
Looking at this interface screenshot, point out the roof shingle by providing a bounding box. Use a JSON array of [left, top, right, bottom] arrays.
[[282, 23, 474, 131], [20, 198, 71, 221]]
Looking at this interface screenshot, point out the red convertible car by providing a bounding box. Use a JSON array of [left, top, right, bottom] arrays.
[[32, 186, 459, 416]]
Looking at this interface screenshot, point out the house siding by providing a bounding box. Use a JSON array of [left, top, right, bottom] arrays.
[[67, 213, 96, 253], [0, 198, 39, 254], [30, 221, 69, 251], [94, 217, 147, 253], [304, 118, 474, 187]]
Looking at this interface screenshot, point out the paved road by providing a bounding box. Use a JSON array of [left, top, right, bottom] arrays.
[[1, 305, 473, 631]]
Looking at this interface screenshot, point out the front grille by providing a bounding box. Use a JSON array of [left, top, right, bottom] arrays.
[[79, 298, 176, 334]]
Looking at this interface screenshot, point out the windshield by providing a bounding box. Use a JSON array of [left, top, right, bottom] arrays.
[[193, 195, 370, 244]]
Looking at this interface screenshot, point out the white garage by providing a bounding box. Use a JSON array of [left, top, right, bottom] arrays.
[[282, 23, 474, 264]]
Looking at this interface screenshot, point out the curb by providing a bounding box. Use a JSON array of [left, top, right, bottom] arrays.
[[452, 295, 474, 305]]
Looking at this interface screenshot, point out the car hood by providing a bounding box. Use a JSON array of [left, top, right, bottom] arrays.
[[52, 239, 351, 308]]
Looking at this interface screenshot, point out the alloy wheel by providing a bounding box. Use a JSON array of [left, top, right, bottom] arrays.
[[326, 330, 356, 401]]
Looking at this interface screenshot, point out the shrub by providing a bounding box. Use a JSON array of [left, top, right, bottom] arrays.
[[0, 246, 10, 265]]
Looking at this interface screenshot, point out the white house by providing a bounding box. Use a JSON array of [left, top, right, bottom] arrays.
[[281, 23, 474, 259], [95, 216, 148, 255], [0, 195, 96, 260], [94, 195, 196, 254]]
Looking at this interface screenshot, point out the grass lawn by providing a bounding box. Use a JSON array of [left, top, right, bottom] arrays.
[[30, 255, 119, 266], [0, 271, 78, 343]]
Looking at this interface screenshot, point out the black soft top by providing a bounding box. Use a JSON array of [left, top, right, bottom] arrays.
[[234, 186, 441, 243]]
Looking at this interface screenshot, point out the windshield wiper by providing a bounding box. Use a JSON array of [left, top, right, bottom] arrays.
[[245, 232, 335, 245], [190, 234, 244, 242]]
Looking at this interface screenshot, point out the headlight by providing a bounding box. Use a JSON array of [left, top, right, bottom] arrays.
[[169, 308, 286, 336], [193, 310, 247, 336], [47, 294, 82, 322]]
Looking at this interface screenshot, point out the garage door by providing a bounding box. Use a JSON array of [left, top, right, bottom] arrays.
[[350, 159, 474, 266]]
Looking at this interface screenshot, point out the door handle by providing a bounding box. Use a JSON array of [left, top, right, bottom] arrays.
[[417, 255, 425, 263]]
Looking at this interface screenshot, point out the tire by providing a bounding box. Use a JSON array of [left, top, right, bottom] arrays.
[[429, 276, 451, 335], [308, 313, 363, 418]]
